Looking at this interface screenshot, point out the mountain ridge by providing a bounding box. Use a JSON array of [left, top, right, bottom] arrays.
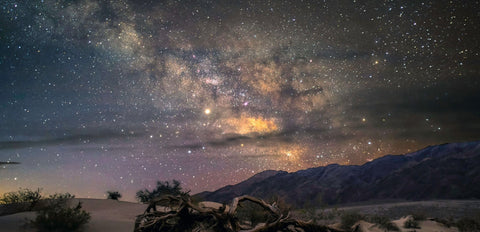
[[195, 141, 480, 207]]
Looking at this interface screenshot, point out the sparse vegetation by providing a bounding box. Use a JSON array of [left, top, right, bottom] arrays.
[[404, 218, 420, 229], [299, 194, 327, 224], [235, 199, 272, 226], [0, 188, 42, 209], [456, 217, 480, 232], [340, 212, 365, 230], [410, 212, 427, 221], [136, 179, 188, 203], [48, 192, 75, 201], [106, 191, 122, 200], [370, 215, 399, 231], [267, 194, 293, 217], [28, 192, 90, 232]]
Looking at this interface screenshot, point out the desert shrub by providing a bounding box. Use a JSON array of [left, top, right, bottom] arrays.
[[106, 191, 122, 200], [189, 194, 204, 205], [268, 194, 293, 217], [404, 218, 420, 229], [236, 200, 272, 226], [0, 188, 42, 210], [48, 193, 75, 201], [29, 193, 90, 232], [341, 212, 365, 230], [370, 215, 399, 231], [136, 180, 188, 203], [299, 194, 325, 224], [456, 217, 480, 232], [411, 212, 427, 221], [321, 208, 341, 222]]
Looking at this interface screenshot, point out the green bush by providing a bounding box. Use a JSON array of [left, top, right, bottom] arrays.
[[404, 218, 420, 229], [29, 193, 90, 232], [370, 215, 399, 231], [107, 191, 122, 200], [341, 212, 365, 230]]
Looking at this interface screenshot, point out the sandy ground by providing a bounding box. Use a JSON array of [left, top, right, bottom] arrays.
[[391, 216, 458, 232], [326, 201, 478, 232], [324, 200, 480, 219], [0, 199, 146, 232], [0, 199, 475, 232], [352, 218, 459, 232], [0, 199, 231, 232]]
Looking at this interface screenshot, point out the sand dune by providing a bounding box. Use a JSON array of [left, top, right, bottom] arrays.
[[351, 217, 459, 232], [0, 199, 232, 232], [391, 216, 458, 232], [0, 211, 36, 232], [0, 199, 146, 232]]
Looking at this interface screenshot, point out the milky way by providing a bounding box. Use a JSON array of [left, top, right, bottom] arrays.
[[1, 0, 479, 201]]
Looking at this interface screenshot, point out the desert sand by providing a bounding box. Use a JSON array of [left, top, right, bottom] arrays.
[[352, 218, 459, 232], [390, 215, 458, 232], [0, 199, 234, 232], [0, 199, 146, 232], [0, 199, 468, 232]]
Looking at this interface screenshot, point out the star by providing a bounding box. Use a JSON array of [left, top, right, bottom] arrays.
[[0, 0, 478, 201]]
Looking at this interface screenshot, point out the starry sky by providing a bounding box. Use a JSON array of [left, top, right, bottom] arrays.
[[1, 0, 479, 201]]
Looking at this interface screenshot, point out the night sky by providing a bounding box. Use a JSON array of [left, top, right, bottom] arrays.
[[1, 0, 479, 201]]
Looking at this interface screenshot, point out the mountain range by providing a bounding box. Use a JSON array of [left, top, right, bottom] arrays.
[[195, 141, 480, 207]]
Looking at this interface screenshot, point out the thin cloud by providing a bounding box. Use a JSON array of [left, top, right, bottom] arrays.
[[170, 127, 353, 150], [0, 161, 20, 165], [0, 130, 144, 151]]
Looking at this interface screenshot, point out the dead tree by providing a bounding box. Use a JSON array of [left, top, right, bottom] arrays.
[[134, 194, 340, 232]]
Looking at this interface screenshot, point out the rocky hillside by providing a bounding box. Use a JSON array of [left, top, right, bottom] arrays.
[[195, 141, 480, 207]]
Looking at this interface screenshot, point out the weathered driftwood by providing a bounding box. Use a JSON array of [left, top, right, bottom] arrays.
[[134, 195, 339, 232]]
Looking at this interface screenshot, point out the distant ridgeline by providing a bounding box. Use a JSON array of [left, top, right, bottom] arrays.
[[195, 141, 480, 207]]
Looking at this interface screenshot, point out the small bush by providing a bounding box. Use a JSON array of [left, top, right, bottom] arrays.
[[48, 193, 75, 201], [411, 212, 427, 221], [404, 218, 420, 229], [107, 191, 122, 200], [341, 212, 365, 230], [0, 188, 42, 205], [456, 218, 480, 232], [236, 201, 271, 226], [136, 180, 188, 203], [370, 215, 399, 231], [299, 195, 324, 224], [29, 193, 90, 232], [268, 195, 293, 217]]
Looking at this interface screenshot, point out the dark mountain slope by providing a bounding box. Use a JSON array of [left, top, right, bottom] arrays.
[[195, 141, 480, 207]]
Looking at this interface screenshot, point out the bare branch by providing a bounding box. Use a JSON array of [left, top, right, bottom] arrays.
[[134, 194, 333, 232]]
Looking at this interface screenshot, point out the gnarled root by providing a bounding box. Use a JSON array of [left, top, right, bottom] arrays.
[[134, 195, 336, 232]]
